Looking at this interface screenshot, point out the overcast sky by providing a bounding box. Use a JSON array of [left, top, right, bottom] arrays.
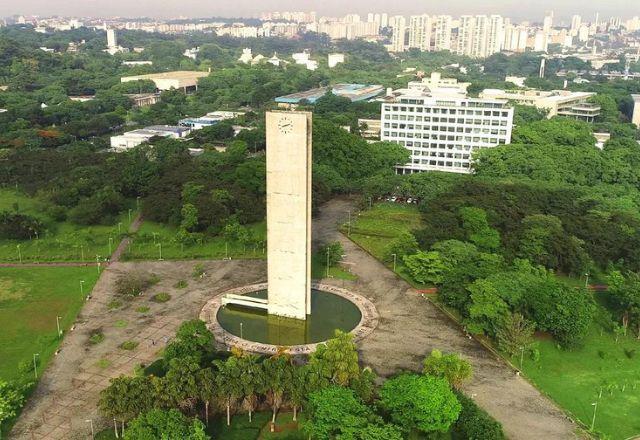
[[0, 0, 637, 23]]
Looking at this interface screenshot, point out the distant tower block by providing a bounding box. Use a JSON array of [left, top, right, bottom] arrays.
[[631, 95, 640, 128], [107, 29, 117, 48], [265, 111, 312, 320]]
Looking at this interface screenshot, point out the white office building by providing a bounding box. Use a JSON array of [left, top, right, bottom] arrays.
[[631, 95, 640, 127], [110, 125, 191, 152], [381, 91, 514, 174]]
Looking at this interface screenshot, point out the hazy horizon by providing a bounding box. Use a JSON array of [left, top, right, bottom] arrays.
[[0, 0, 637, 24]]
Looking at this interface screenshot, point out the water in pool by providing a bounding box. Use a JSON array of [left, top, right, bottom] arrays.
[[217, 289, 361, 345]]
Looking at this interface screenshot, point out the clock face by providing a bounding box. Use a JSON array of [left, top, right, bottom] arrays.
[[277, 116, 293, 134]]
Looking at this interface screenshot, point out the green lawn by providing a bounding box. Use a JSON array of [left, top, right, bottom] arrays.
[[345, 202, 427, 287], [0, 266, 100, 381], [123, 220, 267, 261], [517, 298, 640, 439], [0, 189, 135, 262], [208, 411, 304, 440]]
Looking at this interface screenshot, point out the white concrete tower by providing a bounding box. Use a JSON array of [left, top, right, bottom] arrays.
[[265, 111, 312, 320]]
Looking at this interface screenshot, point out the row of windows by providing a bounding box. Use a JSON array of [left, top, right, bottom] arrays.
[[397, 100, 507, 109], [385, 123, 508, 135], [384, 106, 510, 117], [409, 159, 471, 168], [411, 151, 471, 159], [383, 132, 506, 144], [384, 115, 510, 125]]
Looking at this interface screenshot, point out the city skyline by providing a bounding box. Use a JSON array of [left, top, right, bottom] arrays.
[[0, 0, 637, 23]]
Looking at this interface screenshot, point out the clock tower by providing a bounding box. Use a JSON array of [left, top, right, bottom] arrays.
[[265, 111, 312, 320]]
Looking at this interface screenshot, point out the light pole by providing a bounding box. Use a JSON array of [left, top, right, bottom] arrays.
[[108, 237, 113, 255], [136, 196, 140, 210], [157, 243, 163, 261], [585, 272, 590, 289], [326, 247, 331, 278], [80, 244, 84, 262], [347, 211, 352, 236], [86, 419, 95, 439], [590, 402, 598, 431], [33, 353, 39, 380], [391, 253, 397, 272], [368, 196, 372, 209], [56, 316, 62, 338], [225, 242, 229, 260], [17, 244, 22, 263], [240, 322, 243, 339], [128, 209, 132, 223], [519, 346, 525, 369], [80, 280, 85, 298], [118, 222, 122, 234], [96, 255, 101, 274]]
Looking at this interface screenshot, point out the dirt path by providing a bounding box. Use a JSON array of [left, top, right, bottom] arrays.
[[314, 198, 581, 440]]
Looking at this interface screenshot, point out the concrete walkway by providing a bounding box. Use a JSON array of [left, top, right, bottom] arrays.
[[314, 198, 581, 440]]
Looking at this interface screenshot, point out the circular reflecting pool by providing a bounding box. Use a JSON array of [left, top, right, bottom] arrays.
[[216, 289, 361, 345]]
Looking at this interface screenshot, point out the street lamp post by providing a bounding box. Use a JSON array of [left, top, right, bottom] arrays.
[[33, 353, 39, 380], [80, 280, 85, 298], [391, 253, 397, 272], [585, 272, 590, 289], [86, 419, 95, 439], [520, 346, 525, 369], [56, 316, 62, 338], [591, 402, 598, 431], [118, 222, 122, 234], [96, 255, 101, 274], [326, 247, 331, 278], [17, 244, 22, 263], [108, 237, 113, 255], [157, 243, 163, 261], [240, 322, 243, 339]]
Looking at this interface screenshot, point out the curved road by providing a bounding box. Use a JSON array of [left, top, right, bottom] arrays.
[[314, 198, 581, 440]]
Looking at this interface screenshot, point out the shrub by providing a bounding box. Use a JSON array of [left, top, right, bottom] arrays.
[[0, 211, 43, 239], [136, 306, 150, 313], [451, 391, 505, 440], [119, 341, 139, 351], [107, 300, 123, 310], [151, 292, 171, 303], [174, 279, 188, 289], [192, 264, 205, 279], [624, 349, 636, 359], [115, 273, 158, 297], [89, 332, 105, 345]]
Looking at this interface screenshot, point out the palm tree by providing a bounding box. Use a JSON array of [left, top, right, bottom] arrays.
[[286, 365, 307, 422], [237, 353, 265, 423], [214, 357, 243, 426], [196, 367, 216, 426], [263, 352, 292, 425]]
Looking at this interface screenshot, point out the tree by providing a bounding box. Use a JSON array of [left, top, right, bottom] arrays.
[[496, 312, 535, 356], [422, 350, 473, 390], [452, 391, 505, 440], [379, 374, 461, 434], [263, 352, 292, 424], [163, 320, 214, 365], [338, 423, 404, 440], [237, 352, 264, 423], [213, 356, 243, 426], [98, 376, 155, 423], [286, 365, 307, 422], [123, 409, 209, 440], [383, 231, 419, 262], [303, 386, 372, 440], [309, 330, 360, 387], [162, 356, 202, 412], [465, 279, 510, 337], [459, 207, 501, 252], [403, 251, 448, 284], [0, 381, 25, 438], [319, 241, 344, 267], [607, 271, 640, 338]]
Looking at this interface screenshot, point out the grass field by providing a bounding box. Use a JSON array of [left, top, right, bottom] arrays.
[[0, 266, 99, 381], [123, 220, 267, 261], [347, 202, 640, 439], [517, 298, 640, 439], [0, 189, 135, 262]]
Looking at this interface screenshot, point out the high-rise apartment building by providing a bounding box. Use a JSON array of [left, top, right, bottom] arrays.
[[470, 15, 489, 58], [457, 15, 474, 55], [488, 15, 505, 55], [408, 15, 432, 51], [390, 16, 406, 52], [570, 15, 582, 36], [107, 28, 117, 48], [381, 92, 513, 174], [433, 15, 453, 51], [381, 13, 389, 28]]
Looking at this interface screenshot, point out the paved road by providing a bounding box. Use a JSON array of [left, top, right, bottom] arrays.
[[314, 198, 581, 440]]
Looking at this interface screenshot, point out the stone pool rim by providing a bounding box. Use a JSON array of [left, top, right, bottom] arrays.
[[199, 282, 379, 355]]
